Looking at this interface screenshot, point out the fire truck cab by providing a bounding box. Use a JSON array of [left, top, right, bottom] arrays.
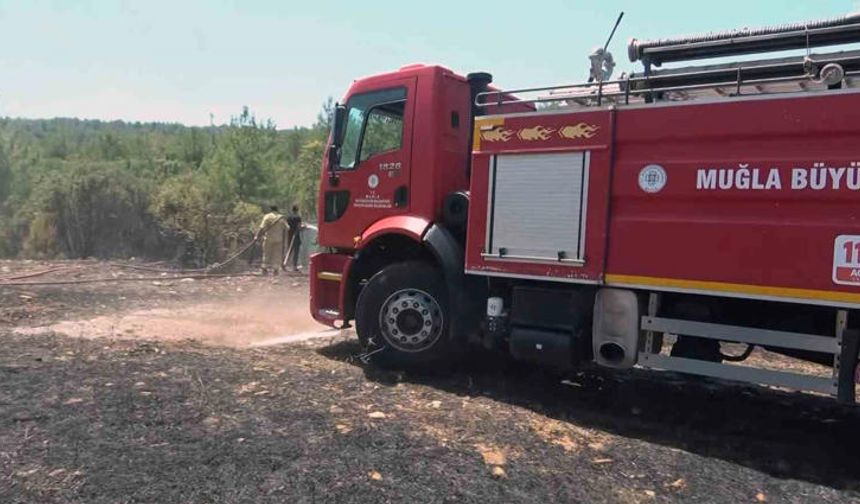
[[315, 65, 473, 250], [311, 13, 860, 403], [312, 64, 515, 342]]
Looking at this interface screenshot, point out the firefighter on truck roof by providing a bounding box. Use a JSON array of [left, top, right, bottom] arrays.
[[254, 205, 288, 276]]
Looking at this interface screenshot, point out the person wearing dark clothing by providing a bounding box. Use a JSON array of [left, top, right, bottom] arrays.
[[285, 205, 303, 271]]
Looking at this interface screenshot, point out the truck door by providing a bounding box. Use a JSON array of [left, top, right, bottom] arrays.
[[319, 77, 416, 248]]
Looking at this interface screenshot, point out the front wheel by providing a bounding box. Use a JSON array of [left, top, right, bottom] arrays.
[[355, 261, 453, 369]]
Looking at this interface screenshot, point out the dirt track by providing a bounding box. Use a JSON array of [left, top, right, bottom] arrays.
[[1, 260, 859, 503]]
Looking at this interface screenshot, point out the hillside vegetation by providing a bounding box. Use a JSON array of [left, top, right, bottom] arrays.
[[0, 103, 332, 264]]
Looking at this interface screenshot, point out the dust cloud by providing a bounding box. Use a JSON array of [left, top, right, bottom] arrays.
[[15, 289, 336, 347]]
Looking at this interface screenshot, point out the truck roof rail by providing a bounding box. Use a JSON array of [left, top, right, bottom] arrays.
[[475, 49, 860, 109], [628, 12, 860, 65], [477, 13, 860, 110]]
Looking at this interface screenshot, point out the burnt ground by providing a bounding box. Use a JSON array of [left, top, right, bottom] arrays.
[[1, 260, 860, 503]]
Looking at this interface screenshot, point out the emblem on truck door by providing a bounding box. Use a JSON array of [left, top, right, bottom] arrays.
[[638, 164, 667, 193]]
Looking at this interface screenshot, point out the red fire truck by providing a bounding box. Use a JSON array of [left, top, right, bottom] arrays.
[[310, 13, 860, 403]]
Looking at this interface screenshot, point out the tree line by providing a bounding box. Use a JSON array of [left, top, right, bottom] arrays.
[[0, 101, 333, 264]]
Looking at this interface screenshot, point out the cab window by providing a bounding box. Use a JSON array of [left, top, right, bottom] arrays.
[[360, 101, 404, 161], [338, 87, 406, 169]]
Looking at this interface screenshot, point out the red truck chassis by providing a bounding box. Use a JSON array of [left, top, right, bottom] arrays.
[[311, 14, 860, 403]]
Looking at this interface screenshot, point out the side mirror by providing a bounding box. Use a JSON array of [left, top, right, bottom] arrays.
[[328, 104, 347, 184], [332, 104, 346, 143]]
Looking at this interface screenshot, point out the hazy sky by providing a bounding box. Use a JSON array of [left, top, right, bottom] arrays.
[[0, 0, 856, 128]]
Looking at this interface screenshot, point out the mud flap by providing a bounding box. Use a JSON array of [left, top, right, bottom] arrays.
[[837, 329, 859, 404]]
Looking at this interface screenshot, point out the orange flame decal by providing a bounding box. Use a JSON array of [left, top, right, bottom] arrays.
[[481, 127, 514, 142], [517, 125, 556, 141], [558, 123, 600, 139]]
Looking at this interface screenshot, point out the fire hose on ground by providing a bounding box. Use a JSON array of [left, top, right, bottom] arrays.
[[0, 216, 304, 287]]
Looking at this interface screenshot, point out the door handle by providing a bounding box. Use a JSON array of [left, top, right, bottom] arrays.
[[394, 186, 408, 208]]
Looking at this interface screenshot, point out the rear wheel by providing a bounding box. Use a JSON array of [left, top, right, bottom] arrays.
[[355, 261, 452, 368]]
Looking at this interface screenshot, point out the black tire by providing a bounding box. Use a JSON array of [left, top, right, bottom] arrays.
[[355, 261, 453, 369]]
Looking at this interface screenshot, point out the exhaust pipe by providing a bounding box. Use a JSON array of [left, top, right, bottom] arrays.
[[592, 288, 641, 369], [465, 72, 493, 178]]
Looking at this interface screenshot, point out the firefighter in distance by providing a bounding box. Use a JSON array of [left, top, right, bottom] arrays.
[[255, 205, 289, 275]]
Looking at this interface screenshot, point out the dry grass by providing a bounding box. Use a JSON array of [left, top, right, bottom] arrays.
[[1, 260, 860, 502]]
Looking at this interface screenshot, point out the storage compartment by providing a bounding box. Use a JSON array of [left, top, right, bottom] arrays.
[[485, 151, 590, 263]]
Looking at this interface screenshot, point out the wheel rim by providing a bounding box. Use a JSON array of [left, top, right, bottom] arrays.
[[378, 288, 444, 353]]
